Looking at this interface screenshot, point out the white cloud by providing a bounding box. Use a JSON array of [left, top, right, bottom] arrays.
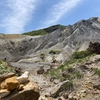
[[43, 0, 82, 27], [1, 0, 38, 34]]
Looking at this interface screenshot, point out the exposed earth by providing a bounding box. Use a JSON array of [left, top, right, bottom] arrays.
[[0, 17, 100, 100]]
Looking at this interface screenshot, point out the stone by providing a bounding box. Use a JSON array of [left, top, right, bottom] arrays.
[[17, 71, 29, 84], [0, 89, 10, 98], [0, 82, 40, 100], [93, 84, 100, 90], [51, 80, 73, 98], [37, 68, 44, 74], [38, 95, 56, 100], [1, 76, 20, 91], [38, 95, 48, 100], [0, 73, 15, 83], [17, 84, 24, 91]]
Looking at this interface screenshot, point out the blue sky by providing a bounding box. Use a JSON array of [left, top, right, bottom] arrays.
[[0, 0, 100, 34]]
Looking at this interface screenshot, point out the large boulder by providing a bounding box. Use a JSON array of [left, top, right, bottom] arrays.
[[0, 76, 20, 91]]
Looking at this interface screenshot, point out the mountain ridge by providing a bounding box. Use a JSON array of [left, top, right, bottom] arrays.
[[0, 17, 100, 63]]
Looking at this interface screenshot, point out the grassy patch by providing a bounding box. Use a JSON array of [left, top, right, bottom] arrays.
[[67, 50, 95, 65], [45, 50, 95, 82], [23, 24, 65, 36], [0, 60, 15, 75], [94, 68, 100, 77], [49, 50, 61, 54]]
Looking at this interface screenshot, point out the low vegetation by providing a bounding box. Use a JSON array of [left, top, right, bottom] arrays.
[[46, 50, 95, 83], [23, 25, 65, 36], [94, 68, 100, 77], [0, 60, 15, 75], [49, 50, 61, 54], [67, 50, 95, 65], [40, 53, 45, 61]]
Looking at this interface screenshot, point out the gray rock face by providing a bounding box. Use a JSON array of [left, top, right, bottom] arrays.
[[0, 17, 100, 62]]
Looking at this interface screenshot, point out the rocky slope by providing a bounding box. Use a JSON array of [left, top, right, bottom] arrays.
[[0, 17, 100, 100], [0, 17, 100, 63]]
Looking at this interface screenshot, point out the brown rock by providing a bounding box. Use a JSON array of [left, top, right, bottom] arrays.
[[0, 73, 15, 83], [1, 82, 40, 100], [37, 68, 44, 74], [93, 84, 100, 90], [17, 84, 24, 91], [1, 77, 20, 91], [51, 80, 73, 98]]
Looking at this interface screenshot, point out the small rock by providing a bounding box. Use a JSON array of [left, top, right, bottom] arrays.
[[17, 71, 29, 84], [37, 68, 44, 74], [0, 89, 10, 98], [17, 84, 24, 91]]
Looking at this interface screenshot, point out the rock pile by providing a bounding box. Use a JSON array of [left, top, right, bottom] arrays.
[[0, 71, 40, 100]]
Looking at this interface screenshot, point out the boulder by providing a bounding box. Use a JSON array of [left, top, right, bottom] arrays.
[[0, 73, 15, 83], [0, 82, 40, 100], [17, 71, 29, 84], [50, 80, 73, 98], [1, 76, 20, 91], [0, 89, 10, 98]]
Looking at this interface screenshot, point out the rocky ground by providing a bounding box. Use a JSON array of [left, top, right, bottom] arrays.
[[0, 17, 100, 100], [5, 53, 100, 100]]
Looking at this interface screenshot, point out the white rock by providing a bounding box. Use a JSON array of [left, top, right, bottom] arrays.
[[38, 95, 48, 100], [17, 71, 29, 84]]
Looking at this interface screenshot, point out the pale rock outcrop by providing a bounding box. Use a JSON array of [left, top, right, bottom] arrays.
[[17, 71, 29, 84]]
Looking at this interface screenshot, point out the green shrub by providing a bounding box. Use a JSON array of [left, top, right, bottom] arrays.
[[75, 72, 83, 78], [71, 50, 91, 59], [40, 53, 45, 61], [94, 68, 100, 77], [0, 60, 15, 75], [49, 50, 61, 54], [23, 24, 65, 36]]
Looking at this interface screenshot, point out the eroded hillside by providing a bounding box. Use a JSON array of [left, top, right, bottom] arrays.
[[0, 17, 100, 100], [0, 17, 100, 63]]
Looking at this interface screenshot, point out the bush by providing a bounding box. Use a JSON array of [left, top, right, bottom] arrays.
[[94, 68, 100, 77], [49, 50, 61, 54], [0, 60, 15, 75], [71, 50, 91, 59], [40, 53, 45, 61]]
